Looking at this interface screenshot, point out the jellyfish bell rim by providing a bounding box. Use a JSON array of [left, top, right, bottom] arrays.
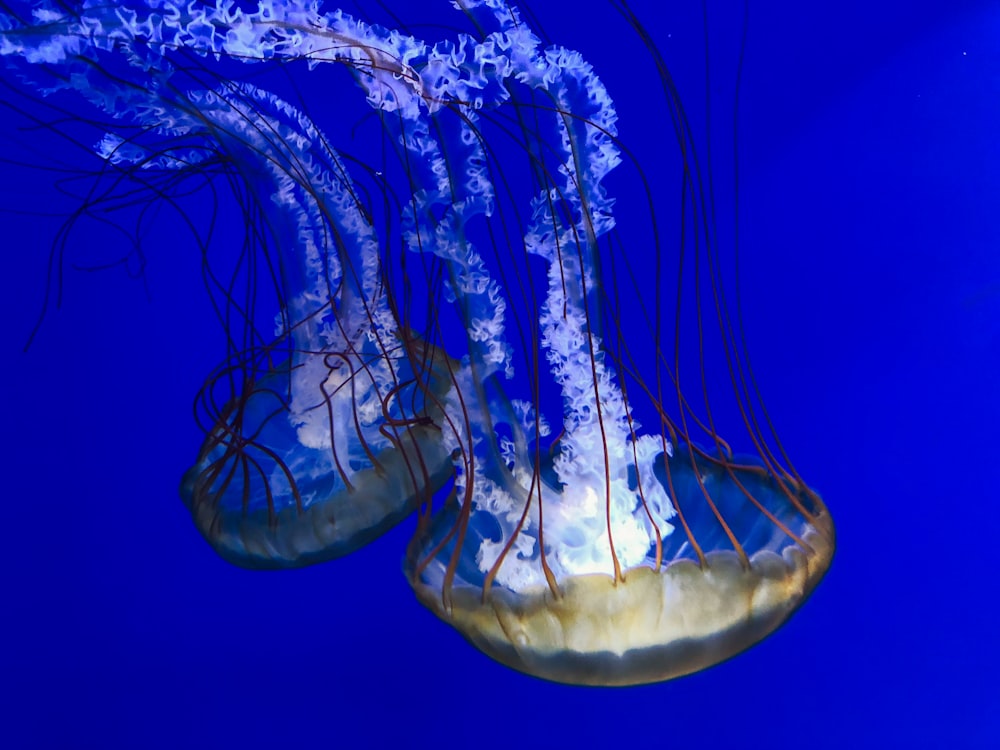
[[407, 506, 834, 686], [181, 420, 455, 569]]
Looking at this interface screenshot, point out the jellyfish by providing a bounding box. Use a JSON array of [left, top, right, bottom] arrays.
[[1, 0, 835, 684], [1, 0, 462, 568]]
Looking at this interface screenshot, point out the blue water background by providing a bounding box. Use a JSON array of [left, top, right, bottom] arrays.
[[2, 0, 997, 746]]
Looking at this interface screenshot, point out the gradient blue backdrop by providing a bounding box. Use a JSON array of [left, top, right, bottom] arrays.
[[2, 0, 997, 746]]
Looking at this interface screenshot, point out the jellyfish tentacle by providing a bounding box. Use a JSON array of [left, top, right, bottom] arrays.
[[401, 0, 676, 596]]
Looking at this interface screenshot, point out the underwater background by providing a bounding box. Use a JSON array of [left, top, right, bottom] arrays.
[[2, 0, 997, 746]]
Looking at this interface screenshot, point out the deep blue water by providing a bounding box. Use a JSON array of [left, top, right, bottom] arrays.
[[2, 0, 997, 747]]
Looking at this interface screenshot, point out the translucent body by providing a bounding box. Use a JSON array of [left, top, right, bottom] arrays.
[[1, 0, 835, 682]]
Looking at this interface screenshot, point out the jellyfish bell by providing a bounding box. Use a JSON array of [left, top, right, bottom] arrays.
[[407, 446, 833, 686], [180, 329, 457, 569]]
